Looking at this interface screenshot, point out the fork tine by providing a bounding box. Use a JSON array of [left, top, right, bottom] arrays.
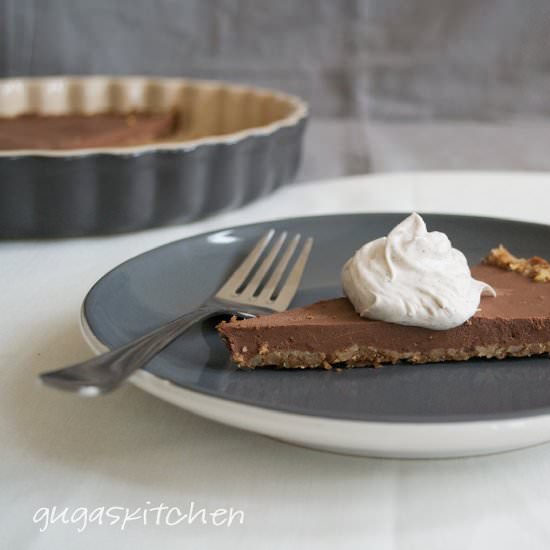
[[217, 229, 275, 295], [239, 231, 288, 298], [272, 237, 314, 310], [257, 233, 301, 300]]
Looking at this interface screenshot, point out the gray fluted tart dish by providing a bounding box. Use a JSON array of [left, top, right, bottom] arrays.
[[0, 76, 307, 238]]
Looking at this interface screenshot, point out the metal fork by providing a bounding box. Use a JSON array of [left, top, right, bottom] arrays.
[[39, 230, 313, 395]]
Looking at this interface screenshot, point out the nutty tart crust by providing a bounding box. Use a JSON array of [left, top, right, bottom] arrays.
[[218, 247, 550, 369], [484, 245, 550, 282]]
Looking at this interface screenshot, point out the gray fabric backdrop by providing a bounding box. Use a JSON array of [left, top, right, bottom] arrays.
[[3, 0, 550, 174]]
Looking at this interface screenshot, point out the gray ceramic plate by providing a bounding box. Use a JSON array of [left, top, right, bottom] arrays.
[[82, 213, 550, 458]]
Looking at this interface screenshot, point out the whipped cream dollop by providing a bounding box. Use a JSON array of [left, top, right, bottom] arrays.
[[341, 213, 496, 330]]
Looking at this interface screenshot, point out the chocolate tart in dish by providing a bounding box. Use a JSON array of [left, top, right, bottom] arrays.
[[0, 112, 178, 150], [0, 77, 307, 237]]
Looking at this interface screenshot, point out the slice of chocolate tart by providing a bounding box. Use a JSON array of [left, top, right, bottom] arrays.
[[217, 248, 550, 369]]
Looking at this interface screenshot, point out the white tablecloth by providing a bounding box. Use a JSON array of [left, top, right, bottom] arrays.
[[3, 172, 550, 550]]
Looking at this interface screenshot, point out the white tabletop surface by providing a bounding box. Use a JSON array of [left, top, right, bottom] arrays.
[[4, 172, 550, 550]]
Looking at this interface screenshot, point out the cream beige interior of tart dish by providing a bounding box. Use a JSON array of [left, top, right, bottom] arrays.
[[0, 77, 306, 152]]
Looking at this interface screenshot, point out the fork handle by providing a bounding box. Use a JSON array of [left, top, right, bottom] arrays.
[[40, 304, 241, 394]]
